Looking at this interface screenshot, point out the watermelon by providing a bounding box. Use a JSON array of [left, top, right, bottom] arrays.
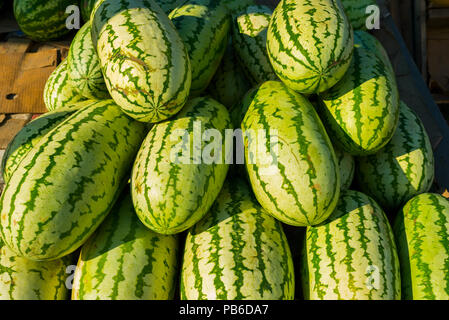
[[91, 0, 191, 123], [222, 0, 254, 15], [0, 238, 72, 300], [1, 107, 76, 183], [394, 193, 449, 300], [334, 145, 355, 191], [0, 100, 147, 261], [317, 33, 399, 156], [67, 22, 109, 100], [72, 191, 179, 300], [207, 41, 251, 110], [241, 81, 340, 227], [80, 0, 97, 21], [131, 97, 231, 235], [232, 5, 277, 85], [302, 190, 401, 300], [13, 0, 79, 41], [353, 30, 391, 70], [169, 0, 230, 97], [340, 0, 378, 30], [357, 101, 435, 212], [44, 59, 86, 111], [266, 0, 354, 94], [180, 177, 295, 300], [156, 0, 188, 14]]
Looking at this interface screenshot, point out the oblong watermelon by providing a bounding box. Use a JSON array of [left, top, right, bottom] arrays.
[[72, 191, 179, 300], [340, 0, 378, 30], [357, 101, 435, 211], [241, 81, 340, 227], [0, 100, 147, 261], [302, 190, 401, 300], [181, 178, 295, 300], [0, 238, 72, 300], [317, 32, 399, 156], [67, 22, 109, 100], [44, 59, 86, 111], [394, 193, 449, 300], [131, 97, 231, 235], [91, 0, 191, 123], [169, 0, 230, 97], [13, 0, 79, 41], [266, 0, 354, 94], [232, 5, 277, 85]]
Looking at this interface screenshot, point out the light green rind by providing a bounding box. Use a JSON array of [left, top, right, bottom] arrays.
[[317, 37, 399, 156], [357, 101, 435, 211], [334, 145, 354, 191], [302, 190, 401, 300], [232, 5, 277, 85], [241, 81, 340, 227], [67, 22, 109, 100], [72, 191, 179, 300], [207, 41, 251, 109], [44, 60, 86, 112], [0, 239, 71, 300], [0, 100, 147, 261], [131, 97, 231, 235], [266, 0, 354, 94], [92, 0, 191, 123], [341, 0, 377, 30], [180, 178, 295, 300], [169, 0, 230, 97], [394, 193, 449, 300]]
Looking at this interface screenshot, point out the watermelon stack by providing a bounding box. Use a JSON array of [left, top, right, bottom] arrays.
[[1, 0, 446, 301]]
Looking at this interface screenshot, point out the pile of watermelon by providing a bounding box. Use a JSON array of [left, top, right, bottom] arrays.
[[1, 0, 447, 300]]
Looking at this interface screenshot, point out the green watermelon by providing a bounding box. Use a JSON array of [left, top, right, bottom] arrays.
[[156, 0, 188, 15], [232, 5, 277, 85], [334, 145, 355, 191], [207, 41, 251, 109], [241, 81, 340, 227], [317, 33, 399, 156], [0, 100, 147, 261], [91, 0, 191, 123], [0, 238, 72, 300], [67, 22, 109, 100], [394, 193, 449, 300], [222, 0, 254, 15], [357, 101, 435, 211], [44, 59, 86, 111], [131, 97, 231, 235], [340, 0, 378, 30], [13, 0, 79, 41], [302, 190, 401, 300], [266, 0, 354, 94], [353, 30, 392, 70], [72, 191, 179, 300], [180, 177, 295, 300], [80, 0, 97, 21], [169, 0, 230, 97]]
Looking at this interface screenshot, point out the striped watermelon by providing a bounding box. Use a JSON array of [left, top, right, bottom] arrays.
[[13, 0, 79, 41], [156, 0, 188, 14], [91, 0, 191, 123], [0, 238, 72, 300], [131, 97, 231, 235], [169, 0, 230, 97], [72, 191, 179, 300], [357, 101, 435, 212], [394, 193, 449, 300], [0, 100, 147, 261], [241, 81, 340, 227], [317, 33, 399, 156], [222, 0, 254, 15], [334, 145, 355, 191], [353, 30, 391, 70], [266, 0, 354, 94], [302, 190, 401, 300], [340, 0, 377, 30], [180, 177, 295, 300], [67, 22, 109, 100], [1, 108, 76, 183], [81, 0, 97, 21], [44, 59, 86, 111], [232, 5, 277, 85], [207, 41, 251, 109]]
